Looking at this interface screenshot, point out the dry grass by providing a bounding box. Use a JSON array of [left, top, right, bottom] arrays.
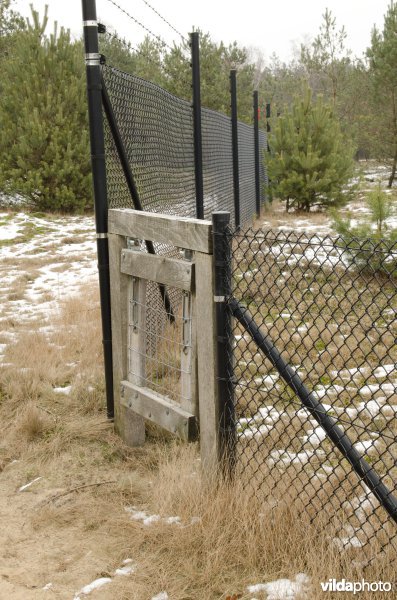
[[252, 200, 331, 231], [0, 248, 396, 598]]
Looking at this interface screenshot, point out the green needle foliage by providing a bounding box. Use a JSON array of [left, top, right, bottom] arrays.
[[267, 86, 355, 212], [0, 7, 92, 212], [333, 183, 397, 275], [367, 1, 397, 187]]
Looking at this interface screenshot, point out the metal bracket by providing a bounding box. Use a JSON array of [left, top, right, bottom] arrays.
[[85, 52, 101, 66], [180, 248, 194, 261], [126, 237, 141, 249]]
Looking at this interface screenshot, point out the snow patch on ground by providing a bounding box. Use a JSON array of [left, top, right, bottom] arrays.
[[18, 476, 43, 492], [247, 573, 310, 599], [74, 559, 135, 598], [114, 559, 136, 576], [125, 507, 182, 526], [333, 525, 363, 551], [0, 216, 23, 240], [74, 577, 112, 598], [53, 385, 72, 396], [0, 211, 97, 359]]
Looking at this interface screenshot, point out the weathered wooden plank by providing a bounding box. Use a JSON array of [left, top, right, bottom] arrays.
[[121, 249, 194, 291], [109, 233, 145, 447], [128, 274, 147, 387], [180, 289, 198, 418], [108, 208, 213, 254], [195, 251, 220, 474], [120, 381, 198, 442]]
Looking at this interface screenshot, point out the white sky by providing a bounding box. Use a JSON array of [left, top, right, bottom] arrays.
[[14, 0, 391, 63]]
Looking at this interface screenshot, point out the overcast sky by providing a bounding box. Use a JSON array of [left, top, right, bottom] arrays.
[[14, 0, 391, 62]]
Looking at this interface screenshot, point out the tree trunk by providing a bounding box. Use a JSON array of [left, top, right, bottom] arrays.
[[389, 90, 397, 188], [388, 146, 397, 188]]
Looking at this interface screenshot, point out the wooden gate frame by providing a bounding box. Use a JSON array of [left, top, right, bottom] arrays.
[[108, 208, 222, 472]]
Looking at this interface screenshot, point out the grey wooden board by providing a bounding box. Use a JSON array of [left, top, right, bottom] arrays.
[[180, 290, 198, 418], [121, 380, 198, 442], [128, 275, 147, 386], [121, 249, 194, 291], [109, 209, 213, 254], [109, 233, 145, 446], [195, 251, 220, 473]]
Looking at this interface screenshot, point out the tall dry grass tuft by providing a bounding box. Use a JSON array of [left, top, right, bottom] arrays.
[[105, 443, 388, 600]]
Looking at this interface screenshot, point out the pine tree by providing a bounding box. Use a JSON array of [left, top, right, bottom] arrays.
[[333, 183, 397, 275], [0, 7, 92, 212], [99, 33, 164, 86], [163, 31, 254, 122], [300, 8, 351, 108], [0, 0, 25, 59], [267, 86, 354, 212], [366, 1, 397, 187]]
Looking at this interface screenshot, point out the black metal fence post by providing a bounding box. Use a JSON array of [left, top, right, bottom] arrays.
[[266, 102, 271, 152], [253, 90, 261, 218], [81, 0, 114, 419], [190, 32, 204, 220], [212, 212, 236, 476], [230, 70, 241, 229]]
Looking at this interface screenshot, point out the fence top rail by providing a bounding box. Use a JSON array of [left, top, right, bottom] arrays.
[[108, 208, 213, 253]]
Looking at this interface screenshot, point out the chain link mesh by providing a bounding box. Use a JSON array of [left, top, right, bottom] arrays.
[[102, 64, 267, 224], [238, 121, 257, 226], [102, 64, 197, 217], [201, 108, 234, 224], [258, 129, 268, 203], [226, 227, 397, 563]]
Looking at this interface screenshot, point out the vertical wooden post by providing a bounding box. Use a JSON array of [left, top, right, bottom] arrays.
[[195, 250, 220, 473], [180, 290, 198, 418], [109, 233, 145, 446]]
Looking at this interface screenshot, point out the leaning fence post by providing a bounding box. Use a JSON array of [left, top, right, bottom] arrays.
[[212, 212, 236, 475], [81, 0, 114, 419], [230, 70, 241, 229], [190, 31, 204, 220], [253, 90, 261, 218]]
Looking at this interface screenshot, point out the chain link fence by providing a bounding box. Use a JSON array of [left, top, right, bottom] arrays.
[[102, 64, 267, 226], [226, 227, 397, 563]]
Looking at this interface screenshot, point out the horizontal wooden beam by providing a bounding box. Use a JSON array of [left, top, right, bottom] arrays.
[[121, 249, 194, 291], [120, 380, 198, 442], [109, 208, 213, 254]]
